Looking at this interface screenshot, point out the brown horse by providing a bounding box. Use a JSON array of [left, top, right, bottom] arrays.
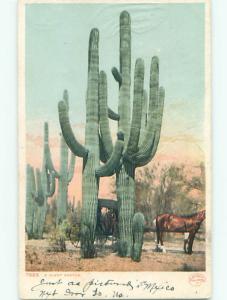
[[153, 210, 205, 254]]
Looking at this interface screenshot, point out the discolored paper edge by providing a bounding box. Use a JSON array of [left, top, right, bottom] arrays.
[[18, 0, 212, 298]]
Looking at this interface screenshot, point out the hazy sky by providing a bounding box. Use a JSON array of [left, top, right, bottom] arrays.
[[26, 3, 204, 132], [25, 2, 205, 199], [26, 3, 205, 179]]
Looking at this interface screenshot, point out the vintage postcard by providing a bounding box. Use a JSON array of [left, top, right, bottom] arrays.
[[18, 0, 211, 298]]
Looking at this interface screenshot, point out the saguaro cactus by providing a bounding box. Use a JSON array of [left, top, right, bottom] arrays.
[[58, 28, 124, 258], [131, 212, 145, 262], [34, 166, 56, 238], [46, 91, 76, 225], [26, 162, 55, 239], [30, 123, 56, 239], [99, 11, 165, 256], [26, 164, 36, 239], [56, 134, 75, 224]]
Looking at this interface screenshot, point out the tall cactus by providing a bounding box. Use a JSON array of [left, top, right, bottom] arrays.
[[30, 123, 56, 239], [46, 91, 76, 225], [99, 11, 165, 256], [131, 212, 145, 262], [58, 28, 124, 258], [25, 162, 55, 239], [26, 164, 36, 239], [33, 166, 56, 238]]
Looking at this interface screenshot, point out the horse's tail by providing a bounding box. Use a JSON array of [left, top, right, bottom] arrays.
[[153, 216, 160, 244], [153, 217, 157, 229], [154, 216, 160, 231]]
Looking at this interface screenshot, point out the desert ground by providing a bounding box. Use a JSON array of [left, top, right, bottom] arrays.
[[25, 232, 205, 272]]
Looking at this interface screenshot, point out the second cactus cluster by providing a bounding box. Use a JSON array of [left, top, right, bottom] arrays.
[[26, 116, 75, 239], [26, 123, 57, 239]]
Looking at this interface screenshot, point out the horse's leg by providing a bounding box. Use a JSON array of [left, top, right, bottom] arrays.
[[189, 227, 200, 254], [156, 219, 160, 247], [157, 230, 160, 245], [187, 231, 196, 254], [159, 231, 166, 253], [160, 231, 164, 246], [184, 239, 188, 253], [184, 233, 189, 253], [155, 229, 160, 251]]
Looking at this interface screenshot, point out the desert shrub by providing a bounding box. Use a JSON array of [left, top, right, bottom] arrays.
[[66, 221, 80, 248], [43, 199, 57, 235], [48, 220, 69, 252]]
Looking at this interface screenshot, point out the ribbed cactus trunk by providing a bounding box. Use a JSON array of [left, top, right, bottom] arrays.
[[58, 29, 99, 258], [116, 163, 135, 256], [111, 11, 165, 256], [115, 11, 133, 256], [30, 168, 47, 239], [56, 133, 75, 224], [81, 28, 100, 257], [26, 164, 36, 239], [81, 152, 98, 257], [38, 168, 49, 238], [32, 169, 43, 239], [58, 28, 124, 258], [57, 136, 69, 224]]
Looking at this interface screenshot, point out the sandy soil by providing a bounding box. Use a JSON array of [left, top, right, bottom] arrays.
[[25, 233, 205, 272]]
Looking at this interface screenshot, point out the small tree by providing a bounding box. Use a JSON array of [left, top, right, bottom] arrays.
[[155, 164, 187, 214], [135, 162, 205, 226], [135, 166, 157, 227], [185, 162, 205, 210]]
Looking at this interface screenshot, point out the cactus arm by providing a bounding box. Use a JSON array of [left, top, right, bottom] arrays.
[[85, 28, 100, 159], [61, 90, 76, 182], [46, 171, 56, 197], [135, 133, 157, 168], [99, 134, 108, 163], [43, 122, 60, 178], [134, 87, 165, 167], [111, 67, 122, 87], [45, 144, 60, 178], [62, 88, 76, 183], [99, 71, 113, 158], [120, 11, 131, 75], [126, 58, 144, 156], [111, 11, 131, 138], [67, 153, 76, 183], [63, 89, 69, 111], [108, 107, 120, 121], [34, 168, 45, 205], [58, 101, 88, 158], [95, 132, 124, 177], [148, 56, 159, 119], [30, 165, 36, 190], [139, 89, 148, 146], [118, 10, 131, 138]]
